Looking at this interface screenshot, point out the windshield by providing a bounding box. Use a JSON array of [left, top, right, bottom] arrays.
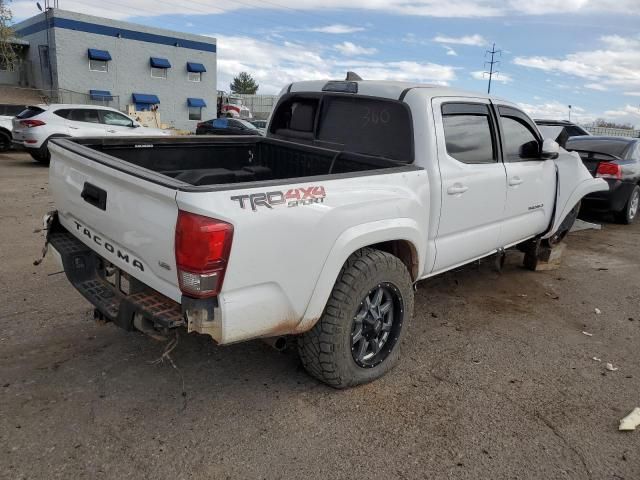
[[228, 98, 242, 106]]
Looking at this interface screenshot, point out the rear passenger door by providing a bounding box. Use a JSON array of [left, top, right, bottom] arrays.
[[495, 105, 556, 246], [65, 108, 107, 137], [432, 98, 507, 272]]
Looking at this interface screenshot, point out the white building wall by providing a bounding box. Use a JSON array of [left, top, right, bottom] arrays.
[[13, 9, 217, 131]]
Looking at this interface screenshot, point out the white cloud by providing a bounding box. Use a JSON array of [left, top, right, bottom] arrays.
[[11, 0, 640, 22], [215, 34, 456, 94], [471, 70, 512, 83], [519, 100, 593, 123], [624, 92, 640, 97], [433, 34, 487, 46], [514, 35, 640, 91], [334, 41, 377, 56], [519, 100, 640, 128], [584, 83, 608, 91], [310, 24, 366, 34], [445, 46, 458, 56]]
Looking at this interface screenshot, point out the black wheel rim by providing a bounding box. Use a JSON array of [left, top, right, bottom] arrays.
[[350, 282, 404, 368]]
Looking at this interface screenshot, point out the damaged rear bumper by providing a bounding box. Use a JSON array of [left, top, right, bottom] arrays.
[[45, 212, 220, 339]]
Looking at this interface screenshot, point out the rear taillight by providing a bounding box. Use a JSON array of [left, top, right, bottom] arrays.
[[175, 210, 233, 298], [196, 122, 204, 128], [20, 119, 46, 128], [596, 162, 622, 180]]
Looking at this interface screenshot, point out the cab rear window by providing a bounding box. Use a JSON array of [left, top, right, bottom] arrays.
[[270, 94, 414, 163]]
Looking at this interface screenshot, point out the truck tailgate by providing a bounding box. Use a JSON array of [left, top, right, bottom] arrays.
[[48, 141, 181, 302]]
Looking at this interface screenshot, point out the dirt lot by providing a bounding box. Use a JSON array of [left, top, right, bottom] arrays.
[[1, 151, 639, 480]]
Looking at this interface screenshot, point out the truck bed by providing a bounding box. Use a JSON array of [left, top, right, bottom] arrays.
[[55, 136, 413, 190]]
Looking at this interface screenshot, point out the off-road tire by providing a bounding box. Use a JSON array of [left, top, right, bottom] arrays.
[[614, 185, 640, 225], [297, 248, 414, 389]]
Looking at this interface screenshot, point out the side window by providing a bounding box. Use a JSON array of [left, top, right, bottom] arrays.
[[53, 109, 71, 119], [68, 109, 100, 124], [500, 117, 540, 161], [565, 126, 586, 137], [442, 103, 496, 164], [101, 110, 133, 127]]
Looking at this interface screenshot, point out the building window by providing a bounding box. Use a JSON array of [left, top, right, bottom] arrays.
[[90, 59, 108, 72], [151, 67, 167, 79], [189, 106, 202, 120], [188, 71, 201, 82]]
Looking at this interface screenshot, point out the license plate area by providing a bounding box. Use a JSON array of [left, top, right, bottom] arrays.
[[100, 260, 139, 296]]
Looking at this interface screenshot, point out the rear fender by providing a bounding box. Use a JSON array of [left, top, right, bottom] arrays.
[[297, 218, 423, 332], [543, 150, 608, 239]]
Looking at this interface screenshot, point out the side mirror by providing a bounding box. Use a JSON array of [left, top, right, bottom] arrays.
[[541, 138, 560, 160], [131, 121, 141, 128]]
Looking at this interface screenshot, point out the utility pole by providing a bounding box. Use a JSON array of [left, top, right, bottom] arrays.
[[568, 105, 572, 121], [483, 43, 501, 94]]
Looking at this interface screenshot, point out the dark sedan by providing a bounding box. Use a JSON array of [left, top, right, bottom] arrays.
[[196, 117, 262, 136], [566, 136, 640, 224]]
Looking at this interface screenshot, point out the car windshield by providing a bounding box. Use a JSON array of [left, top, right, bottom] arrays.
[[566, 137, 633, 158]]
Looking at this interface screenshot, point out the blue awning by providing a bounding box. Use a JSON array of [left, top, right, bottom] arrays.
[[89, 89, 113, 100], [187, 98, 206, 108], [88, 49, 112, 61], [132, 93, 160, 104], [150, 57, 171, 68], [187, 62, 206, 73]]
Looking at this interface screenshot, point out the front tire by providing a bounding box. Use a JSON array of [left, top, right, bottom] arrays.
[[615, 185, 640, 225], [297, 248, 414, 389]]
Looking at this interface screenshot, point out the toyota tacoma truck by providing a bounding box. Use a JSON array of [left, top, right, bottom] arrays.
[[43, 80, 607, 388]]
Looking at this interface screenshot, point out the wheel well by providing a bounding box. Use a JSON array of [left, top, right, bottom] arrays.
[[0, 127, 11, 139], [368, 240, 419, 281]]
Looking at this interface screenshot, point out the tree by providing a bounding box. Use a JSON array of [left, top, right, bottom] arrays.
[[230, 72, 259, 94], [594, 118, 634, 130], [0, 0, 17, 71]]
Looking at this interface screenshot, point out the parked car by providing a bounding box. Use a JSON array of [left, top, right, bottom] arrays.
[[0, 104, 26, 152], [251, 119, 267, 128], [250, 119, 267, 135], [12, 104, 171, 164], [43, 80, 606, 388], [196, 117, 262, 136], [566, 136, 640, 224], [535, 119, 590, 147]]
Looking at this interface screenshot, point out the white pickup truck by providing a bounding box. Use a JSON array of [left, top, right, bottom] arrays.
[[44, 80, 606, 388]]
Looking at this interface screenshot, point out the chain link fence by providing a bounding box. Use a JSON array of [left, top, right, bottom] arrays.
[[584, 125, 640, 138], [236, 94, 279, 120]]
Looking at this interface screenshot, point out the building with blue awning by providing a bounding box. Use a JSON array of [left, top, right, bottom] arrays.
[[11, 8, 217, 130]]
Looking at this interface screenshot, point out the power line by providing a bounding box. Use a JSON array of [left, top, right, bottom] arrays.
[[483, 42, 501, 94]]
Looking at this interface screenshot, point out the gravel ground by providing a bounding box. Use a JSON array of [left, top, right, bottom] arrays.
[[0, 151, 639, 480]]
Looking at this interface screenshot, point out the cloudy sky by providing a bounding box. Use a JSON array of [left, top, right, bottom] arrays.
[[10, 0, 640, 126]]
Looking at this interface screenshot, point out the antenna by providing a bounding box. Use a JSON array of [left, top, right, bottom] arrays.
[[483, 43, 501, 94]]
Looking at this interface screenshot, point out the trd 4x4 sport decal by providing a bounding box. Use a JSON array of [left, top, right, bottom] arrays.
[[231, 186, 326, 211]]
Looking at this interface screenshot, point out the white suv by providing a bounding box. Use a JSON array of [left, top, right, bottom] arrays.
[[12, 104, 171, 164], [0, 104, 26, 152]]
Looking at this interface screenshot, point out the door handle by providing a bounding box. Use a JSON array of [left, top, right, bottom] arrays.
[[509, 176, 523, 186], [107, 130, 117, 133], [447, 184, 469, 195], [69, 126, 79, 130]]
